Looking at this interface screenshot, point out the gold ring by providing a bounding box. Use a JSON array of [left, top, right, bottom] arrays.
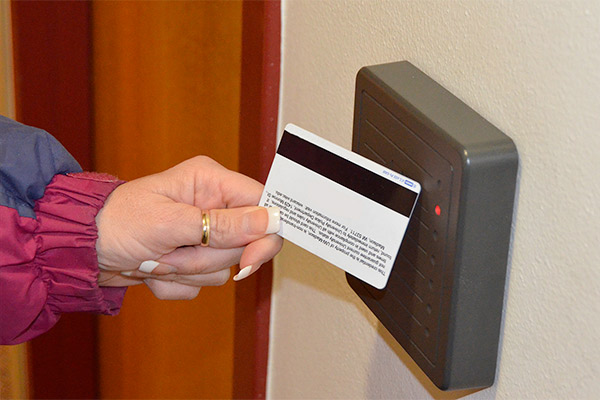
[[201, 210, 210, 247]]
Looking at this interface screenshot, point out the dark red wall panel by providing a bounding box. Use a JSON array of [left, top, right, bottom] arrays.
[[12, 0, 93, 170], [11, 2, 97, 399]]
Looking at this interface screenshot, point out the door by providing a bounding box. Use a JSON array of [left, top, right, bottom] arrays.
[[9, 2, 279, 398], [93, 2, 242, 398]]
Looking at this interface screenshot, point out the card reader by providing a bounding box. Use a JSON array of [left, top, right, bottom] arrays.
[[346, 61, 518, 391]]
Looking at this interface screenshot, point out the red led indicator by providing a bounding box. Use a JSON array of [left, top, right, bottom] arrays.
[[435, 205, 441, 216]]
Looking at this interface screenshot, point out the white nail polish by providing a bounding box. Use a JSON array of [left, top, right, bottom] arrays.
[[139, 260, 159, 274], [121, 271, 134, 277], [233, 265, 253, 281], [265, 206, 281, 234]]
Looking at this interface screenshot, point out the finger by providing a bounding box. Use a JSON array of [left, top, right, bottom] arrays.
[[144, 279, 202, 300], [125, 268, 231, 287], [173, 269, 231, 287], [234, 234, 283, 281], [151, 204, 279, 251], [158, 245, 243, 274], [121, 246, 244, 278], [208, 206, 280, 248], [99, 271, 145, 287]]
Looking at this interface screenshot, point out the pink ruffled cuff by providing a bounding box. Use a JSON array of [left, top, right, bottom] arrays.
[[34, 172, 127, 316]]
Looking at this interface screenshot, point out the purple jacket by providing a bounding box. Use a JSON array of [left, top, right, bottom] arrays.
[[0, 116, 126, 345]]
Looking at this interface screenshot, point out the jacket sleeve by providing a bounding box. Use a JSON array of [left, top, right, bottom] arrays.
[[0, 116, 127, 345]]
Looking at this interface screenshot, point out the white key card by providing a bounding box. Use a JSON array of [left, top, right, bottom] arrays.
[[260, 124, 421, 289]]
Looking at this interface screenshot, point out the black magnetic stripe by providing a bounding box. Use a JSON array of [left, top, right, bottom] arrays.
[[277, 131, 418, 216]]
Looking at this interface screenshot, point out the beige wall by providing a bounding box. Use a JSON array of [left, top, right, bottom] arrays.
[[269, 1, 600, 399]]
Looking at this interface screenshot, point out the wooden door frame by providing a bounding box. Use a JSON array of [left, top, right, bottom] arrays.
[[234, 1, 281, 399]]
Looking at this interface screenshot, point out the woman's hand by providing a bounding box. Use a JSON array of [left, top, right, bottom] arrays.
[[95, 156, 282, 299]]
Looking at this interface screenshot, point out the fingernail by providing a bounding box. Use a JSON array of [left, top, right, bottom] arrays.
[[139, 260, 159, 273], [265, 207, 281, 234], [121, 271, 134, 277], [233, 265, 253, 281], [138, 260, 176, 275]]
